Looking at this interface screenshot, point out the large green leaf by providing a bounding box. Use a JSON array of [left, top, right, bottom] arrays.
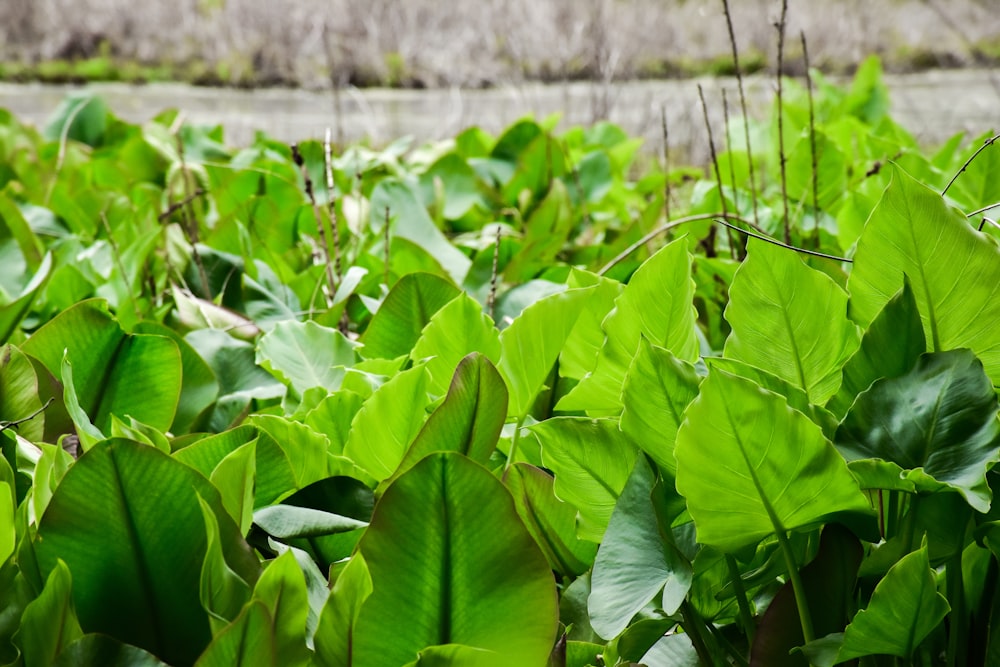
[[194, 600, 275, 667], [619, 339, 700, 477], [836, 544, 949, 662], [313, 555, 372, 667], [34, 439, 260, 666], [21, 300, 182, 433], [498, 287, 592, 418], [504, 463, 597, 577], [359, 273, 460, 360], [256, 320, 359, 397], [558, 238, 698, 413], [353, 453, 557, 665], [409, 293, 501, 397], [529, 417, 638, 542], [588, 457, 692, 640], [391, 353, 507, 482], [251, 551, 311, 666], [0, 344, 45, 443], [675, 369, 873, 552], [827, 280, 926, 418], [343, 365, 431, 481], [848, 166, 1000, 383], [835, 349, 1000, 512], [724, 238, 859, 404]]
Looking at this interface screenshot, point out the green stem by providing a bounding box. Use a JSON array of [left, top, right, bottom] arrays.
[[725, 553, 756, 646], [946, 550, 966, 667], [504, 415, 527, 473], [775, 529, 815, 647], [899, 495, 918, 556], [680, 600, 715, 667], [706, 619, 750, 667]]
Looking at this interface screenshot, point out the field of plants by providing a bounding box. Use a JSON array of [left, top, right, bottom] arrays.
[[1, 56, 1000, 666]]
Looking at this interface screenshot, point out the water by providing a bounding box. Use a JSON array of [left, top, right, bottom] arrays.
[[1, 69, 997, 163]]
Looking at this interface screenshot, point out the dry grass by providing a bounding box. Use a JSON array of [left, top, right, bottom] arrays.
[[2, 0, 999, 88]]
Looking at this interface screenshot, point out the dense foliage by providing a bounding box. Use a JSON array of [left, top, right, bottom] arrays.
[[1, 58, 1000, 666]]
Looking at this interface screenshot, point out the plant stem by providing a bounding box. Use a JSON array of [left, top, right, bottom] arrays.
[[291, 142, 338, 311], [680, 600, 715, 667], [725, 553, 756, 647], [697, 83, 734, 259], [720, 0, 760, 227], [775, 528, 815, 647], [715, 218, 852, 263], [504, 415, 527, 473], [801, 31, 820, 249], [487, 224, 501, 320], [661, 105, 672, 225], [942, 133, 999, 196], [775, 0, 790, 245], [946, 550, 967, 667]]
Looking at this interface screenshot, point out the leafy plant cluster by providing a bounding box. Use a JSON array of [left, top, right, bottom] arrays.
[[1, 58, 1000, 666]]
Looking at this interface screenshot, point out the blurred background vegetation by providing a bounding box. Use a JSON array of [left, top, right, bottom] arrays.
[[1, 0, 999, 89]]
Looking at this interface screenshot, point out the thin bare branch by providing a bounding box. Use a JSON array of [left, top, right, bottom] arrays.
[[291, 142, 338, 310], [943, 133, 1000, 196], [721, 0, 760, 227], [698, 84, 731, 258], [775, 0, 790, 244], [0, 397, 53, 435], [715, 218, 853, 263], [487, 225, 501, 320]]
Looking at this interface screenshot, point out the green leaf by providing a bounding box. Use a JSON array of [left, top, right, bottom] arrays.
[[52, 634, 171, 666], [836, 349, 1000, 511], [249, 415, 333, 507], [253, 505, 368, 538], [194, 600, 276, 667], [0, 192, 46, 272], [391, 353, 507, 483], [256, 320, 359, 396], [371, 179, 472, 284], [619, 339, 700, 477], [60, 355, 106, 450], [848, 166, 1000, 383], [34, 439, 260, 666], [0, 481, 11, 565], [0, 344, 45, 443], [410, 293, 501, 397], [498, 287, 592, 418], [343, 364, 431, 481], [198, 496, 252, 634], [313, 555, 372, 667], [837, 544, 949, 661], [827, 280, 926, 418], [210, 439, 257, 536], [529, 417, 639, 542], [354, 453, 557, 665], [588, 457, 692, 640], [675, 369, 873, 552], [359, 273, 460, 360], [22, 300, 182, 433], [724, 238, 859, 403], [43, 93, 109, 147], [0, 253, 51, 344], [505, 463, 597, 577], [251, 551, 310, 666], [15, 560, 82, 667], [558, 238, 698, 413]]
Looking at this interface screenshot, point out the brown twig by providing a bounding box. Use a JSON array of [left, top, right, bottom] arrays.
[[384, 206, 391, 287], [698, 84, 730, 259], [967, 202, 1000, 218], [0, 397, 53, 434], [324, 128, 344, 281], [942, 133, 1000, 196], [100, 211, 142, 322], [291, 142, 337, 310], [157, 188, 207, 221], [721, 89, 747, 260], [721, 0, 760, 227], [597, 211, 752, 276], [487, 225, 501, 320], [715, 218, 852, 263], [661, 105, 672, 224], [775, 0, 790, 244], [174, 132, 211, 297], [801, 30, 820, 248]]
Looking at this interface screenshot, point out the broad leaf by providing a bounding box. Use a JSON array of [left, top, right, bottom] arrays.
[[724, 238, 859, 403], [836, 349, 1000, 511], [256, 320, 359, 397], [15, 560, 82, 667], [827, 279, 926, 418], [0, 344, 45, 442], [675, 369, 873, 552], [529, 417, 638, 542], [498, 287, 592, 418], [619, 339, 700, 476], [251, 551, 310, 666], [588, 457, 692, 640], [391, 353, 507, 482], [359, 273, 460, 360], [410, 292, 501, 397], [194, 600, 276, 667], [848, 166, 1000, 384], [313, 555, 372, 667], [34, 439, 260, 666], [353, 453, 557, 665], [505, 463, 597, 577], [558, 238, 698, 413], [0, 253, 51, 344], [837, 544, 949, 661], [22, 299, 182, 433]]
